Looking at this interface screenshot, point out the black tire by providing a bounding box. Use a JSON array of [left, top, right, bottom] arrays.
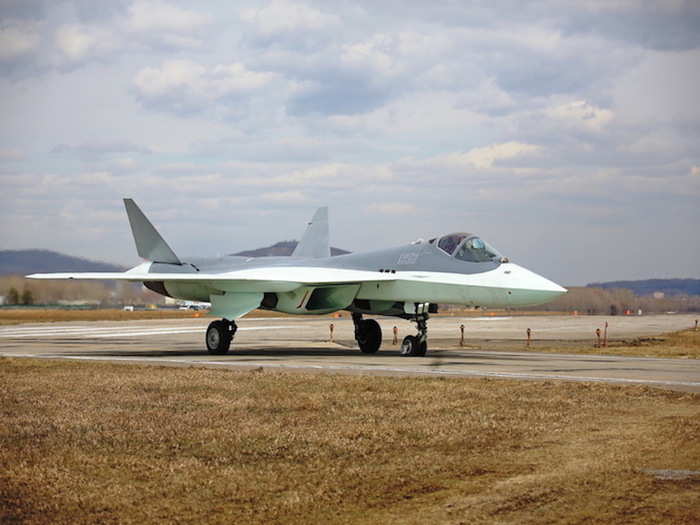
[[206, 320, 232, 355], [400, 335, 427, 356], [400, 335, 417, 356], [357, 319, 382, 354]]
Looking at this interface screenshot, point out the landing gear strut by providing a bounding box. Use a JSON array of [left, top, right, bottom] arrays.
[[400, 307, 429, 357], [206, 319, 237, 355], [352, 313, 382, 354]]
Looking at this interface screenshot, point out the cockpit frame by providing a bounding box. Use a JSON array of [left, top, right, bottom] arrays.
[[430, 232, 505, 263]]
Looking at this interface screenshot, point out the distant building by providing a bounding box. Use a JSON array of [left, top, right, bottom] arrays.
[[653, 291, 665, 299], [0, 295, 5, 305]]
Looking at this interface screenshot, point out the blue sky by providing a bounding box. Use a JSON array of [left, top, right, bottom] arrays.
[[1, 0, 699, 285]]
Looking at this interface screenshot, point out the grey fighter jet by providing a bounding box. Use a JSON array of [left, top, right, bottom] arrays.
[[28, 199, 566, 356]]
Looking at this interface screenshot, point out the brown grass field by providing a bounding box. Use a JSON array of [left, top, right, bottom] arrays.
[[0, 308, 206, 325], [467, 329, 700, 359], [0, 308, 331, 325], [1, 358, 699, 524]]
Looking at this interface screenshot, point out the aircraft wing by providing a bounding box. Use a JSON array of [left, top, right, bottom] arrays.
[[26, 267, 397, 287]]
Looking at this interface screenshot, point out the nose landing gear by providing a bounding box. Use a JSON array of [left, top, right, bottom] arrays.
[[206, 319, 237, 355], [400, 306, 429, 357]]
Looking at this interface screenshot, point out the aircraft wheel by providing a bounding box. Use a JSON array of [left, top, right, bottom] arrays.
[[206, 320, 232, 355], [358, 319, 382, 354], [400, 335, 427, 356]]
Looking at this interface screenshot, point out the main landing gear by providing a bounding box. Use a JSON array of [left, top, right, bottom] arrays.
[[206, 319, 237, 355], [352, 313, 382, 354], [400, 310, 429, 357]]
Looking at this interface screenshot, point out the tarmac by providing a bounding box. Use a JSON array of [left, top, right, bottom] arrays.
[[1, 314, 699, 392]]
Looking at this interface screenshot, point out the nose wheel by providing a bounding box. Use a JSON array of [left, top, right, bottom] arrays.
[[206, 319, 237, 355], [400, 310, 428, 357]]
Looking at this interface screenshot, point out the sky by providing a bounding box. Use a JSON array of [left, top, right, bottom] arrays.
[[1, 0, 699, 286]]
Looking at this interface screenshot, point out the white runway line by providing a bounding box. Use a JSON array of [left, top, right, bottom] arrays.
[[2, 352, 699, 389], [0, 325, 205, 338], [0, 325, 293, 338], [91, 325, 294, 338]]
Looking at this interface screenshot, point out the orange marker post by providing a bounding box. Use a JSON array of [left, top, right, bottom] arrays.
[[392, 326, 398, 345]]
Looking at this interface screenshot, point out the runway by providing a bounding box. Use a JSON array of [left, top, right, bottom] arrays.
[[1, 314, 698, 391]]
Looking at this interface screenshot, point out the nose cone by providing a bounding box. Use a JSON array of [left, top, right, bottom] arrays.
[[536, 274, 568, 295], [506, 263, 567, 306]]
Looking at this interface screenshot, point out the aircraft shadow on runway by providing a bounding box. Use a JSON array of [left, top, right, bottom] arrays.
[[59, 344, 557, 368]]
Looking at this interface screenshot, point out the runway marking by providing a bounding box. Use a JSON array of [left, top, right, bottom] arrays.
[[0, 325, 205, 337], [92, 326, 294, 338], [2, 353, 699, 390], [466, 316, 512, 321], [0, 325, 293, 338]]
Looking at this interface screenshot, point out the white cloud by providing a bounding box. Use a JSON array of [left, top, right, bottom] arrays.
[[0, 21, 40, 61], [126, 1, 210, 33], [613, 50, 700, 123], [443, 142, 542, 169], [368, 202, 417, 214], [240, 0, 339, 36], [546, 100, 613, 131], [55, 24, 115, 62], [262, 190, 307, 202], [341, 34, 398, 74], [133, 60, 276, 109]]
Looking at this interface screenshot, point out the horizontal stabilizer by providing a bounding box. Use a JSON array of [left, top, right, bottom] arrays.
[[124, 199, 181, 264], [292, 207, 330, 259]]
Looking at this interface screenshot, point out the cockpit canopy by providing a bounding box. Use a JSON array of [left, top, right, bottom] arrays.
[[429, 232, 504, 263]]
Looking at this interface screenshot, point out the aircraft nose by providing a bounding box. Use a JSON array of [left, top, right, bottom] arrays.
[[507, 263, 567, 305], [534, 273, 567, 295]]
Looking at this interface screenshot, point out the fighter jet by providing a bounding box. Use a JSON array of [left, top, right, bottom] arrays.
[[28, 199, 566, 356]]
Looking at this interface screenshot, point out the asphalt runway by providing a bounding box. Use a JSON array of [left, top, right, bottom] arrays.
[[1, 314, 699, 391]]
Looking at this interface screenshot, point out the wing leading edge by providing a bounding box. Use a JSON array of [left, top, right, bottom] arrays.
[[26, 266, 397, 286]]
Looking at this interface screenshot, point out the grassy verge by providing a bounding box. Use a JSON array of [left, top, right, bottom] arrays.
[[0, 308, 205, 325], [1, 359, 698, 524], [450, 329, 700, 359], [0, 308, 340, 325]]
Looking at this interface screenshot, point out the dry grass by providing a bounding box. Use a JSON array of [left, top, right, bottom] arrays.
[[0, 308, 344, 325], [0, 308, 204, 325], [475, 329, 700, 359], [1, 359, 698, 524]]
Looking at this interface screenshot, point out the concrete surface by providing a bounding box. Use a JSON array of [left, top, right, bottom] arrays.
[[1, 314, 698, 391]]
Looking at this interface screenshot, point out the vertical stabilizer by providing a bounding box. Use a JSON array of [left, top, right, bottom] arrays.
[[292, 207, 330, 259], [123, 199, 181, 264]]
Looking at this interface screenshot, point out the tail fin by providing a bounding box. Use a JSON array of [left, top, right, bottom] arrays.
[[292, 207, 330, 259], [123, 199, 181, 264]]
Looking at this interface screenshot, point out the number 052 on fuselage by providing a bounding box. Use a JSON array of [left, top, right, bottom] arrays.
[[28, 200, 566, 356]]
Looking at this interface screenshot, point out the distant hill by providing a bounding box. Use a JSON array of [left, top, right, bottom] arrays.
[[587, 279, 700, 296], [0, 250, 125, 276], [1, 242, 351, 276], [231, 240, 350, 257]]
